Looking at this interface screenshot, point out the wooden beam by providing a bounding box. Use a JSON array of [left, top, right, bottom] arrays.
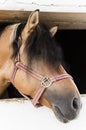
[[0, 1, 86, 29], [0, 10, 86, 29]]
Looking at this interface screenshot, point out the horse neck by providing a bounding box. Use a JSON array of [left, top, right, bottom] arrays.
[[0, 24, 19, 79]]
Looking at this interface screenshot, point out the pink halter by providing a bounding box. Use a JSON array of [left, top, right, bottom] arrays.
[[11, 53, 73, 106]]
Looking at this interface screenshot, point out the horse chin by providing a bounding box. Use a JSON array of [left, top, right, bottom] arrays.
[[52, 105, 70, 123]]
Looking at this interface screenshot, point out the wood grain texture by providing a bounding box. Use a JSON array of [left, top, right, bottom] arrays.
[[0, 1, 86, 29]]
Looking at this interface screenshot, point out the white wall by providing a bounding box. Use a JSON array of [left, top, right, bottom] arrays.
[[0, 95, 85, 130], [0, 0, 86, 12]]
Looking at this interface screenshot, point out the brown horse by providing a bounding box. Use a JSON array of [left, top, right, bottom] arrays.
[[0, 10, 82, 123]]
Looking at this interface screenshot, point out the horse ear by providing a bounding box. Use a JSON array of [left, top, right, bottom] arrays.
[[49, 26, 58, 37], [22, 10, 39, 41], [26, 10, 39, 32]]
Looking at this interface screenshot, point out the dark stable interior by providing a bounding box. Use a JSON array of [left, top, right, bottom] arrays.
[[7, 30, 86, 98], [56, 30, 86, 94]]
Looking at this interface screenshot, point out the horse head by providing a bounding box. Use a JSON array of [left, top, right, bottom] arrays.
[[3, 10, 82, 123]]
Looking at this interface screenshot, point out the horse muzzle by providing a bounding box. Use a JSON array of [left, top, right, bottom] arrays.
[[52, 96, 82, 123]]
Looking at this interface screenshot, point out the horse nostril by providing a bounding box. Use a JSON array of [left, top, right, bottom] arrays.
[[72, 97, 79, 111]]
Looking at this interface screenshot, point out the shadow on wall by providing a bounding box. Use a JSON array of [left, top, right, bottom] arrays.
[[56, 30, 86, 94]]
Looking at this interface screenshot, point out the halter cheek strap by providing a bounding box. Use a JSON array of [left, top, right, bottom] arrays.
[[11, 54, 73, 106]]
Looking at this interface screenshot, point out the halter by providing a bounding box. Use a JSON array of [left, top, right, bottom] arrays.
[[11, 53, 73, 106]]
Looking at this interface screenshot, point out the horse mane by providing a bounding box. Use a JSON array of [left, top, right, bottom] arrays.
[[12, 23, 63, 71], [11, 23, 26, 58], [25, 23, 63, 70]]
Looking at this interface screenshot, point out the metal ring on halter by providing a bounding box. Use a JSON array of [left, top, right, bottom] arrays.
[[41, 77, 52, 88]]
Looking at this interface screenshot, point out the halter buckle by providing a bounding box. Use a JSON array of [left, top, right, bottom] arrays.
[[41, 77, 52, 88]]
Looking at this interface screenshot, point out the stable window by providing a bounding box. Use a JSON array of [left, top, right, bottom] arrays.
[[56, 30, 86, 94]]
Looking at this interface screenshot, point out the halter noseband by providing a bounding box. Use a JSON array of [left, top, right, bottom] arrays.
[[11, 53, 73, 106]]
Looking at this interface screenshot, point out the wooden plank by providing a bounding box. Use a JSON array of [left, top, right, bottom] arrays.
[[0, 10, 86, 29], [0, 10, 85, 30], [0, 1, 86, 29]]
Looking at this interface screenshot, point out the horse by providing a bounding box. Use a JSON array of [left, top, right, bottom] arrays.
[[0, 10, 82, 123]]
